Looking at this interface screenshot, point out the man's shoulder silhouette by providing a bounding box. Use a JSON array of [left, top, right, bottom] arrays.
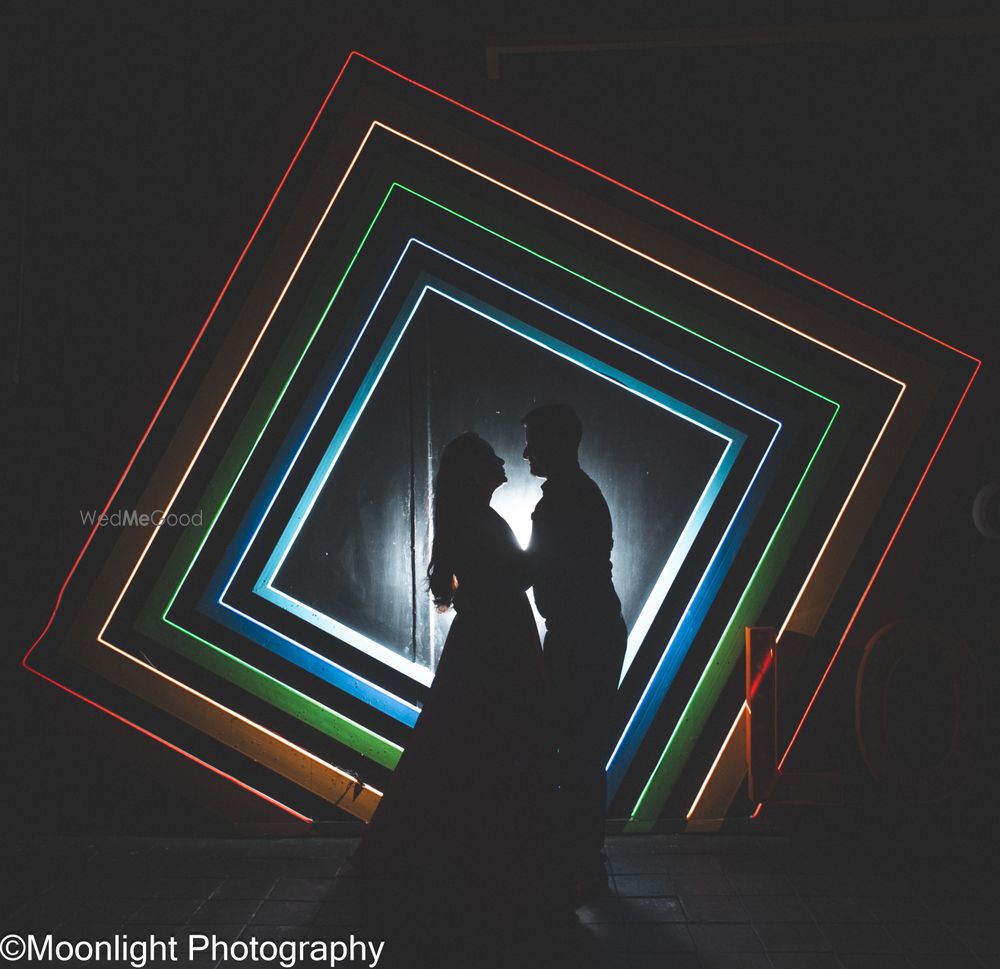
[[534, 467, 613, 556]]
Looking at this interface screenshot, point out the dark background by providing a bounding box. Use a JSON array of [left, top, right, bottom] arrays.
[[5, 1, 999, 834]]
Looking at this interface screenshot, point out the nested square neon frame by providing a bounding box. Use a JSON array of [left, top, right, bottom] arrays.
[[26, 53, 980, 825], [172, 113, 976, 812]]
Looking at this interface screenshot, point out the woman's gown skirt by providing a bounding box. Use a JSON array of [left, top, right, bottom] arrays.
[[353, 515, 564, 927]]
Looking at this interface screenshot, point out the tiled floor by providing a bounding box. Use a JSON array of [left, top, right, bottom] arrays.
[[2, 834, 997, 968]]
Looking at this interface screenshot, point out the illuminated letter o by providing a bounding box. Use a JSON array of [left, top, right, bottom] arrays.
[[855, 620, 979, 802], [972, 479, 1000, 539]]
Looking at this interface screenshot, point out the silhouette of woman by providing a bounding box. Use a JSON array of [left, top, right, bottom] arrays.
[[354, 432, 565, 945]]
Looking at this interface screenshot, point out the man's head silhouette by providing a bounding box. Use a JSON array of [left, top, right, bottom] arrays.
[[521, 404, 582, 479]]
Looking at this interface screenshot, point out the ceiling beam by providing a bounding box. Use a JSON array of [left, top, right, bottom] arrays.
[[486, 15, 1000, 79]]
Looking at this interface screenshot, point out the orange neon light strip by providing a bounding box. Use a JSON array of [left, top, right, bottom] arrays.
[[687, 700, 748, 819]]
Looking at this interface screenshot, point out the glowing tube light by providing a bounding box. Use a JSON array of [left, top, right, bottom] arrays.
[[23, 664, 314, 825], [774, 358, 982, 771]]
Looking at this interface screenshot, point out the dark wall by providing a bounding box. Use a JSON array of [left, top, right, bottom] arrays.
[[6, 2, 998, 833]]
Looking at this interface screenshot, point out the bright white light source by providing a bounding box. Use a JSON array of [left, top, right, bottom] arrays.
[[491, 478, 541, 550]]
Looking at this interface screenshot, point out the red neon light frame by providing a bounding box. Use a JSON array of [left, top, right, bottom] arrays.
[[25, 50, 982, 818]]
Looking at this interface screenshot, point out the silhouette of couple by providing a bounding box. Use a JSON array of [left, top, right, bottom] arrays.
[[355, 404, 627, 942]]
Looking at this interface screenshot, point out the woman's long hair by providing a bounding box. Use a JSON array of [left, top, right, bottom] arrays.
[[427, 432, 488, 610]]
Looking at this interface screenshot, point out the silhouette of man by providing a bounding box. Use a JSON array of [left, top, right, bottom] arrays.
[[522, 404, 627, 900]]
